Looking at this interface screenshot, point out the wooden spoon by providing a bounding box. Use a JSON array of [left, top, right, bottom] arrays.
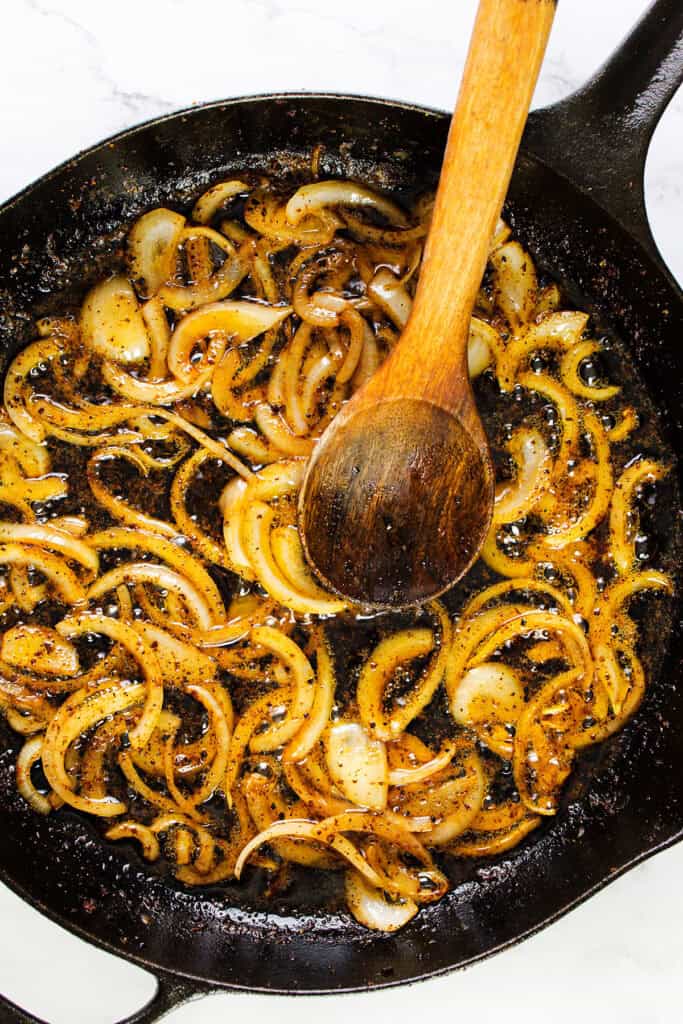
[[298, 0, 557, 608]]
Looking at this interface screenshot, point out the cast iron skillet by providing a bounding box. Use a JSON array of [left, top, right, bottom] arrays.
[[1, 2, 682, 1020]]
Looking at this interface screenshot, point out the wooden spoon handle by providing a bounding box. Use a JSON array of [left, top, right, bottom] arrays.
[[377, 0, 556, 406]]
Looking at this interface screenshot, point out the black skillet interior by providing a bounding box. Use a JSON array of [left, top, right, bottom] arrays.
[[1, 2, 683, 1022]]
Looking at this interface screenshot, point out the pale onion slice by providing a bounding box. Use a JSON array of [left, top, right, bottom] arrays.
[[49, 515, 88, 537], [4, 709, 49, 737], [335, 307, 366, 384], [367, 268, 412, 329], [235, 814, 443, 900], [158, 248, 249, 312], [246, 458, 306, 501], [16, 735, 52, 815], [387, 739, 457, 787], [254, 403, 316, 457], [127, 208, 186, 299], [80, 276, 151, 364], [192, 180, 250, 224], [450, 662, 525, 758], [398, 752, 486, 845], [221, 459, 305, 579], [234, 819, 323, 878], [490, 217, 512, 252], [324, 721, 388, 811], [468, 318, 499, 378], [345, 869, 418, 932], [142, 295, 172, 379], [489, 240, 538, 326], [286, 181, 409, 227], [351, 321, 381, 389], [524, 311, 589, 349], [168, 300, 292, 383], [102, 356, 215, 405], [245, 189, 340, 246], [1, 625, 80, 678], [227, 426, 281, 464], [271, 526, 344, 605], [494, 429, 551, 525]]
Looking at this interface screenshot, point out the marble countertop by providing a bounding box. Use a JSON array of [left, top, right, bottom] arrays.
[[0, 1, 681, 1021]]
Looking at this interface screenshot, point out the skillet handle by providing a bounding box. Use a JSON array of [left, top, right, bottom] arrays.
[[524, 0, 683, 267], [0, 972, 214, 1024]]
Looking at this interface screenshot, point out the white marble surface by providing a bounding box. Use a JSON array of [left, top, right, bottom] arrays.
[[0, 1, 682, 1021]]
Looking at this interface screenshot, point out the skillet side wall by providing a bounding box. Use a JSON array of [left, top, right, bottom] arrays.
[[0, 97, 681, 993]]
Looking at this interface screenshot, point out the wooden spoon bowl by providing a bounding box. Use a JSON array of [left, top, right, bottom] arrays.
[[300, 399, 493, 607]]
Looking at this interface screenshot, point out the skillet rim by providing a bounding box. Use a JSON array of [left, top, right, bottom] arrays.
[[0, 91, 449, 219], [0, 90, 681, 1001]]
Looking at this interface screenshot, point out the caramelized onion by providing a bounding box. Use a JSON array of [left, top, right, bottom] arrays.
[[167, 300, 291, 384], [367, 269, 412, 329], [324, 721, 388, 811], [16, 735, 53, 815], [610, 458, 668, 575], [451, 663, 525, 758], [286, 181, 408, 227], [80, 276, 151, 364], [106, 821, 161, 860], [192, 180, 250, 224], [284, 634, 335, 762], [42, 679, 145, 816], [0, 522, 98, 574], [494, 429, 551, 525], [127, 208, 186, 300], [57, 613, 163, 748], [344, 869, 418, 931], [358, 602, 450, 740], [2, 625, 80, 678]]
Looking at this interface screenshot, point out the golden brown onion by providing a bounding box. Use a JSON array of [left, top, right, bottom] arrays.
[[80, 276, 151, 364]]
